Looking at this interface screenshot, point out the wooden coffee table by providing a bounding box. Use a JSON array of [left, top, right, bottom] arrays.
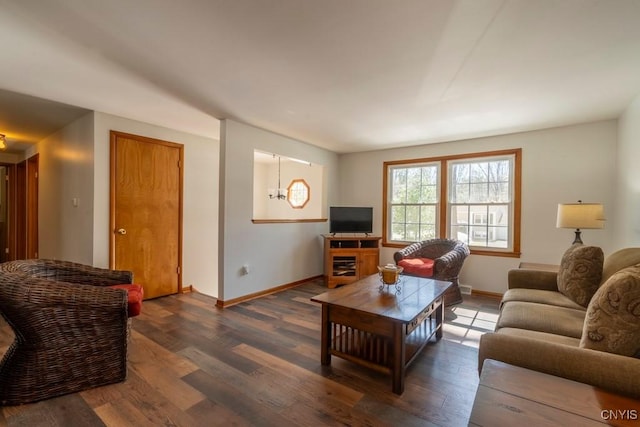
[[311, 274, 452, 394]]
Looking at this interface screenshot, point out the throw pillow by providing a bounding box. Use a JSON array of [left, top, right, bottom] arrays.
[[557, 244, 604, 307], [580, 264, 640, 357], [109, 284, 144, 317], [397, 258, 434, 277]]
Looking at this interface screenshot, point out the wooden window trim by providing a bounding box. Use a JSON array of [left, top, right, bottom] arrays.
[[383, 148, 522, 258], [287, 178, 310, 209]]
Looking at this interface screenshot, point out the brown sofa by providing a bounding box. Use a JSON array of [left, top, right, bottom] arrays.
[[479, 246, 640, 398]]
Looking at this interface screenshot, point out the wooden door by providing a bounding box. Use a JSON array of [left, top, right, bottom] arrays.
[[14, 161, 26, 259], [26, 154, 39, 258], [110, 131, 183, 299]]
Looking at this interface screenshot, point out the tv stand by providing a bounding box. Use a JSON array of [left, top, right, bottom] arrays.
[[323, 235, 381, 288]]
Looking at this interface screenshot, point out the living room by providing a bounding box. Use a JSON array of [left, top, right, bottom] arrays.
[[1, 0, 640, 424]]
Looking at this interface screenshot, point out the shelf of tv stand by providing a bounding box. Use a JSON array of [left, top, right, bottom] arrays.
[[323, 235, 381, 288]]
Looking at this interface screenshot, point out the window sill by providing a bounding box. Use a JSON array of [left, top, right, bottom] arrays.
[[252, 218, 327, 224]]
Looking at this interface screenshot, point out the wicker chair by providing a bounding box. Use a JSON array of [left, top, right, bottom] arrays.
[[393, 239, 470, 306], [0, 259, 133, 406]]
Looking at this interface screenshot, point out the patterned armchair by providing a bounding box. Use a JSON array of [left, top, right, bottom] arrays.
[[0, 259, 134, 405], [393, 238, 470, 306]]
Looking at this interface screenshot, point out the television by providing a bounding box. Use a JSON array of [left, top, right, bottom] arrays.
[[329, 206, 373, 234]]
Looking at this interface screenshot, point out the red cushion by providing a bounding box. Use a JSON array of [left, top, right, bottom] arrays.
[[397, 258, 434, 277], [109, 284, 144, 317]]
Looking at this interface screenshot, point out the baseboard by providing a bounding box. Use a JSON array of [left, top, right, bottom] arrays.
[[471, 289, 503, 300], [215, 275, 323, 308]]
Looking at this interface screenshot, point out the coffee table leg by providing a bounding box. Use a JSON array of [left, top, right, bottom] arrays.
[[321, 305, 331, 365], [392, 322, 405, 394], [435, 298, 444, 340]]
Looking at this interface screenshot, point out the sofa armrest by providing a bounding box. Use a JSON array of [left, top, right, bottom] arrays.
[[479, 332, 640, 398], [508, 269, 559, 291]]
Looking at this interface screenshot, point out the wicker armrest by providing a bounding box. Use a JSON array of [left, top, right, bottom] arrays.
[[0, 259, 133, 286], [0, 274, 129, 405]]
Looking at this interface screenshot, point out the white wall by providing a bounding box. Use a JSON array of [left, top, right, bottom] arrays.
[[219, 119, 339, 302], [615, 94, 640, 247], [92, 112, 220, 296], [29, 111, 220, 296], [32, 111, 95, 263], [339, 120, 617, 294]]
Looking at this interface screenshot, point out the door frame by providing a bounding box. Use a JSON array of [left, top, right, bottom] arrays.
[[109, 130, 184, 293], [1, 153, 39, 261], [27, 154, 39, 258]]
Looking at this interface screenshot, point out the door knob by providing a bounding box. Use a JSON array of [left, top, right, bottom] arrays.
[[117, 228, 127, 235]]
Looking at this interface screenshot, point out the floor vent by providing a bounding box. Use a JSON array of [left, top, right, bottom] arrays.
[[459, 284, 472, 295]]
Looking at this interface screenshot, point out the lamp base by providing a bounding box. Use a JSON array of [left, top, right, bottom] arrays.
[[573, 229, 583, 245]]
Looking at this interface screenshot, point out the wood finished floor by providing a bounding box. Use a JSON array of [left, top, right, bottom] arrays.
[[0, 280, 500, 427]]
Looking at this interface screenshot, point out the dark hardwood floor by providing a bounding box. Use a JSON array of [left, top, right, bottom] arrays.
[[0, 279, 500, 426]]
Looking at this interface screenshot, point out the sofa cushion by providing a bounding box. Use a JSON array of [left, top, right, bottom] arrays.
[[580, 265, 640, 357], [497, 301, 586, 339], [397, 258, 434, 277], [501, 288, 585, 310], [496, 327, 581, 347], [557, 244, 604, 307]]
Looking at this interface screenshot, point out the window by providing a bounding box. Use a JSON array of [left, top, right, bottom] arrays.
[[384, 149, 521, 257], [388, 163, 440, 242], [449, 156, 514, 250], [287, 179, 310, 209]]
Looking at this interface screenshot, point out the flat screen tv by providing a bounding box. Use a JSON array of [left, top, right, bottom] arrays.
[[329, 206, 373, 234]]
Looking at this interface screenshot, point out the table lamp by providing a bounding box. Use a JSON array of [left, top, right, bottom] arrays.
[[556, 200, 605, 244]]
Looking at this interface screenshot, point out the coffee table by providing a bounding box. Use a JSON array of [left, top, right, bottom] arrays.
[[311, 274, 452, 394]]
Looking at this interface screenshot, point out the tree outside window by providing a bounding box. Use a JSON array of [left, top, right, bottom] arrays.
[[388, 163, 439, 242]]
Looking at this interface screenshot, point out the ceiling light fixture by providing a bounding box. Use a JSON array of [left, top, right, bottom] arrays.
[[0, 134, 6, 150], [268, 155, 287, 200]]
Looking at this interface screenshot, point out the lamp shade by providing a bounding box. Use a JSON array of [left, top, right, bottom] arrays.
[[556, 203, 605, 229]]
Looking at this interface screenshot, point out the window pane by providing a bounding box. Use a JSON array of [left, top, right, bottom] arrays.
[[452, 163, 469, 184], [447, 154, 516, 251], [420, 205, 436, 225], [387, 163, 439, 243], [490, 160, 510, 182], [450, 205, 469, 227], [452, 184, 469, 203], [405, 223, 419, 241], [392, 222, 406, 241], [419, 206, 436, 240], [406, 169, 422, 203], [469, 183, 488, 202], [489, 182, 510, 202], [451, 225, 469, 243], [470, 162, 488, 183], [391, 169, 407, 203]]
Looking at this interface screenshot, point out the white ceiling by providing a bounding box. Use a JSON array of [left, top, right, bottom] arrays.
[[1, 0, 640, 153]]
